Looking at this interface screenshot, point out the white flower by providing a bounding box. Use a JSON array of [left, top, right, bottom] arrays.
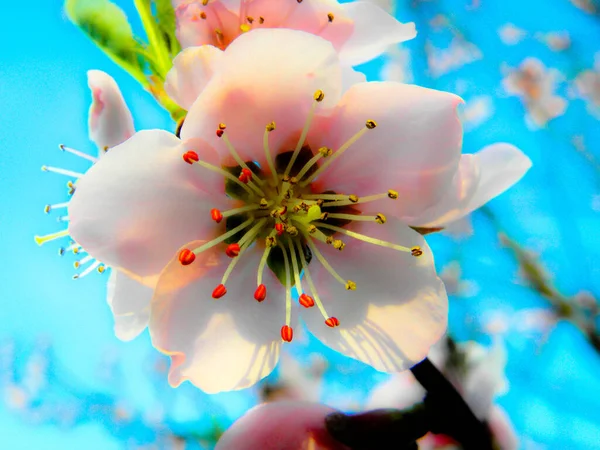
[[68, 30, 530, 393], [502, 58, 567, 128]]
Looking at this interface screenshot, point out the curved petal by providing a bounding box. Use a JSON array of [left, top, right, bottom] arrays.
[[175, 0, 240, 49], [301, 219, 448, 372], [165, 45, 224, 110], [106, 269, 153, 341], [341, 64, 366, 93], [150, 242, 290, 393], [489, 406, 519, 450], [313, 82, 463, 219], [68, 130, 235, 281], [215, 401, 347, 450], [87, 70, 134, 153], [338, 2, 416, 66], [409, 143, 532, 227], [181, 29, 343, 165]]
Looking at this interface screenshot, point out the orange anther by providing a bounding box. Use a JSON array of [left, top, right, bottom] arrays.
[[212, 284, 227, 299], [178, 249, 196, 265], [275, 223, 284, 235], [238, 173, 249, 183], [254, 284, 267, 302], [241, 168, 252, 180], [225, 243, 241, 258], [281, 325, 294, 342], [183, 151, 199, 164], [325, 317, 340, 328], [299, 294, 315, 308], [211, 208, 223, 223]]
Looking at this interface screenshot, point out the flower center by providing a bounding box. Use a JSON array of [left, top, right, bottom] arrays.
[[181, 90, 424, 343]]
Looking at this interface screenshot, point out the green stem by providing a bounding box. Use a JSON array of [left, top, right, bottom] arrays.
[[133, 0, 171, 79]]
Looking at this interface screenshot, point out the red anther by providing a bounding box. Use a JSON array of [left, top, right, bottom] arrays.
[[279, 206, 287, 216], [238, 173, 249, 183], [212, 284, 227, 299], [225, 243, 241, 257], [275, 223, 284, 235], [178, 249, 196, 265], [216, 129, 224, 138], [183, 151, 199, 164], [325, 317, 340, 328], [210, 208, 223, 223], [299, 294, 315, 308], [254, 284, 267, 302], [241, 168, 252, 181], [281, 325, 294, 342]]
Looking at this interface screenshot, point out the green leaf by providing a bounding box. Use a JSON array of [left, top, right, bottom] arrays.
[[152, 0, 181, 56], [65, 0, 149, 86]]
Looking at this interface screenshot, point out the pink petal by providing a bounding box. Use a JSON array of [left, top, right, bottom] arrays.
[[106, 269, 153, 341], [313, 82, 463, 219], [87, 70, 134, 153], [409, 143, 532, 227], [300, 218, 448, 372], [165, 45, 223, 110], [149, 243, 290, 393], [339, 2, 416, 65], [68, 130, 235, 281], [180, 29, 342, 165], [215, 401, 349, 450], [175, 0, 240, 49]]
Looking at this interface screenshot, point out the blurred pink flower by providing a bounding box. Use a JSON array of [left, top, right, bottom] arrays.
[[502, 58, 567, 128], [69, 29, 530, 393], [574, 56, 600, 118], [172, 0, 415, 66], [215, 401, 349, 450]]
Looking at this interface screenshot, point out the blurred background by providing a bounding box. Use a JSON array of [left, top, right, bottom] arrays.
[[1, 0, 599, 448]]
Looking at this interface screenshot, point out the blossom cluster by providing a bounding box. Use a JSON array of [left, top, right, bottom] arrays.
[[36, 1, 531, 446]]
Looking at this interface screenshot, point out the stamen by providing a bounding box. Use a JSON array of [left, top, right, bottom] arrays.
[[190, 217, 253, 255], [220, 219, 267, 285], [304, 234, 354, 288], [183, 150, 200, 164], [220, 129, 265, 187], [279, 242, 293, 340], [190, 155, 257, 198], [73, 260, 101, 279], [323, 213, 387, 224], [287, 240, 304, 297], [281, 325, 293, 342], [327, 12, 334, 22], [41, 166, 85, 178], [254, 284, 267, 302], [59, 144, 98, 163], [324, 190, 398, 208], [300, 120, 376, 187], [34, 229, 69, 246], [294, 239, 335, 323], [301, 193, 352, 201], [256, 231, 276, 287], [56, 215, 70, 222], [212, 284, 227, 299], [211, 208, 224, 223], [284, 90, 325, 177], [225, 243, 241, 258], [258, 16, 264, 24], [44, 202, 69, 213], [275, 223, 285, 235], [220, 203, 269, 219], [325, 317, 340, 328], [73, 254, 92, 269], [299, 293, 315, 308], [411, 246, 423, 257], [314, 222, 414, 253], [179, 248, 196, 265], [263, 122, 279, 186]]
